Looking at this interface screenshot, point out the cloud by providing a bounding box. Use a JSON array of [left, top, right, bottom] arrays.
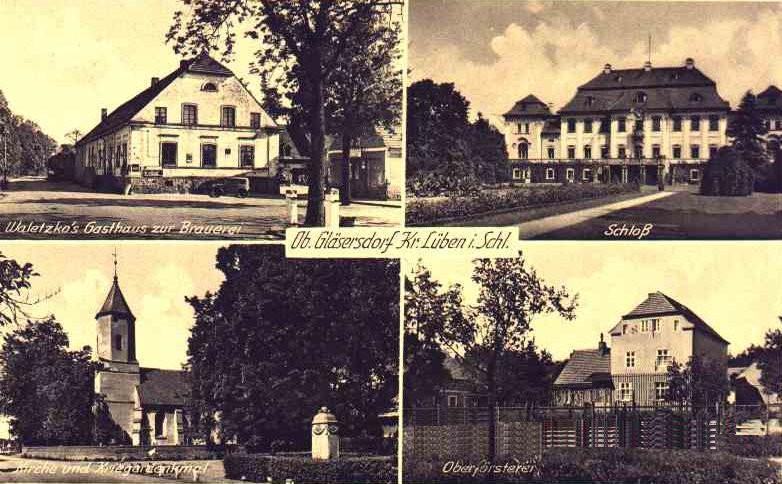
[[410, 5, 782, 124]]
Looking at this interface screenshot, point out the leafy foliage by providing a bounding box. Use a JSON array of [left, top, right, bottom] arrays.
[[0, 90, 56, 176], [223, 454, 395, 484], [700, 146, 755, 196], [186, 245, 399, 451], [0, 317, 99, 445], [0, 251, 38, 326], [727, 91, 769, 171], [665, 355, 729, 408], [756, 319, 782, 396]]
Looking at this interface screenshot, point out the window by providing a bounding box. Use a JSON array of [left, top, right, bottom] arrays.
[[652, 116, 661, 132], [155, 107, 167, 124], [240, 145, 255, 168], [582, 168, 592, 181], [656, 349, 671, 369], [523, 123, 530, 134], [113, 334, 122, 351], [250, 112, 261, 129], [620, 382, 633, 402], [201, 143, 217, 167], [690, 169, 700, 182], [672, 116, 682, 132], [516, 123, 522, 134], [221, 106, 236, 128], [673, 320, 679, 331], [545, 168, 555, 180], [634, 119, 644, 132], [652, 145, 661, 158], [634, 145, 643, 159], [599, 119, 609, 133], [447, 395, 459, 408], [547, 147, 555, 159], [691, 115, 701, 131], [691, 144, 700, 159], [182, 104, 198, 125], [584, 118, 593, 133], [584, 145, 592, 159], [201, 82, 218, 92], [567, 146, 575, 159], [641, 320, 650, 332], [634, 91, 648, 104], [518, 142, 529, 159], [618, 145, 627, 158], [618, 117, 626, 133], [601, 145, 609, 158], [154, 412, 166, 438], [625, 351, 635, 368], [655, 382, 668, 401], [709, 115, 719, 131], [512, 168, 522, 180], [622, 324, 628, 335], [160, 142, 177, 168], [566, 168, 575, 181], [709, 145, 718, 159], [567, 119, 576, 133], [672, 145, 682, 159]]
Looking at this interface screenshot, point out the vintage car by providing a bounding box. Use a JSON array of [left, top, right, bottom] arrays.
[[198, 177, 250, 198]]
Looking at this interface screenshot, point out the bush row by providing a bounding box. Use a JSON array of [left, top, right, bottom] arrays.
[[404, 447, 781, 484], [723, 433, 782, 458], [406, 183, 641, 225], [223, 453, 396, 484]]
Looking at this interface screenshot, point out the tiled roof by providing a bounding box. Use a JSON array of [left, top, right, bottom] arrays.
[[504, 94, 552, 118], [77, 52, 236, 146], [542, 117, 561, 135], [560, 65, 729, 114], [138, 368, 189, 407], [623, 291, 728, 344], [554, 348, 611, 388], [757, 85, 782, 113], [96, 277, 134, 319]]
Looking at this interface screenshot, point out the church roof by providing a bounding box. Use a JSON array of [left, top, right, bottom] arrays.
[[138, 368, 189, 407], [622, 291, 728, 344], [504, 94, 552, 118], [554, 348, 612, 388], [96, 277, 134, 319], [560, 63, 729, 114]]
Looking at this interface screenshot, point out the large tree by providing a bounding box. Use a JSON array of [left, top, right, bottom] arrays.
[[186, 245, 398, 451], [168, 0, 401, 225], [0, 91, 56, 178], [405, 257, 577, 463], [755, 317, 782, 396], [666, 355, 729, 409], [0, 251, 38, 326], [0, 317, 99, 445], [728, 91, 769, 170]]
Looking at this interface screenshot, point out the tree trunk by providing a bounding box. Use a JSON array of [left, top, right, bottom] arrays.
[[340, 133, 352, 205], [304, 71, 326, 227]]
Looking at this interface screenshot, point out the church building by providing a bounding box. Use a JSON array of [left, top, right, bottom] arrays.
[[94, 268, 191, 446]]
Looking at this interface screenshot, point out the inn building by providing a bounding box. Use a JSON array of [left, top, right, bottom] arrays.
[[553, 291, 728, 407], [504, 59, 730, 186]]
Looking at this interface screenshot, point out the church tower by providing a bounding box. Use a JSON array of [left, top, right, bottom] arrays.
[[94, 253, 141, 444]]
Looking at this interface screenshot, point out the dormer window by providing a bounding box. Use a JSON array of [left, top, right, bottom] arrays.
[[585, 96, 595, 107], [689, 92, 703, 103], [615, 75, 624, 83], [634, 91, 647, 104], [201, 82, 218, 92]]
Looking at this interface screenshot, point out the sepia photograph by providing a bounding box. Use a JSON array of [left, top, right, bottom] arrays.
[[0, 244, 399, 483], [404, 243, 782, 482], [406, 1, 782, 239], [0, 0, 404, 240]]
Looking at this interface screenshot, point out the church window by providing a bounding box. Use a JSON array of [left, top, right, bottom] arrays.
[[114, 334, 122, 351]]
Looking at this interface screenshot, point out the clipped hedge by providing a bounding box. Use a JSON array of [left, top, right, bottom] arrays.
[[406, 183, 641, 225], [724, 433, 782, 458], [223, 453, 395, 484], [404, 448, 781, 484]]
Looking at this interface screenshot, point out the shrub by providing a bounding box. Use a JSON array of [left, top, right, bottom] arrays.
[[701, 146, 755, 196], [223, 453, 395, 484], [406, 171, 482, 198], [724, 433, 782, 458], [406, 183, 640, 225]]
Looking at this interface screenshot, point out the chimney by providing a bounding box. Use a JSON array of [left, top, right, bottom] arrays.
[[643, 61, 652, 72], [603, 63, 612, 74], [101, 108, 108, 121], [598, 333, 608, 356], [150, 77, 159, 87], [685, 57, 695, 69]]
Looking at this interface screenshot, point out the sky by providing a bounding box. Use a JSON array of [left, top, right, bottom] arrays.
[[0, 243, 227, 370], [407, 242, 782, 361], [409, 1, 782, 124]]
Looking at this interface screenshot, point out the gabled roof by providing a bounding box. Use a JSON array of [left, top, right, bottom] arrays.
[[504, 94, 552, 118], [554, 348, 611, 388], [622, 291, 728, 344], [138, 368, 189, 407], [77, 52, 255, 146], [96, 277, 134, 319], [757, 85, 782, 112]]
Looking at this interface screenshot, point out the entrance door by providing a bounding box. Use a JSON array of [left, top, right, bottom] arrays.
[[161, 142, 177, 168], [201, 144, 217, 168], [351, 159, 369, 197]]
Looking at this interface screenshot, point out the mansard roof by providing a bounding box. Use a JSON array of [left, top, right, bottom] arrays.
[[504, 94, 552, 118], [621, 291, 728, 344], [757, 85, 782, 113], [554, 348, 611, 388], [96, 277, 134, 319], [138, 368, 189, 407], [560, 63, 730, 115]]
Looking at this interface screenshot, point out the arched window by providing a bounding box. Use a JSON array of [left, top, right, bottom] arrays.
[[201, 82, 218, 92], [634, 91, 647, 104], [518, 141, 529, 159]]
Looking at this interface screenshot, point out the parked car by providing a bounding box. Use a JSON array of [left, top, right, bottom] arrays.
[[199, 177, 250, 198]]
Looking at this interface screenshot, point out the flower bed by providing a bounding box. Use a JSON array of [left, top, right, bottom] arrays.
[[223, 453, 395, 484], [406, 183, 641, 225]]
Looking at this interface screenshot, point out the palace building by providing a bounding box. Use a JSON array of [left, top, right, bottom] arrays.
[[74, 52, 280, 193], [553, 292, 728, 407], [94, 268, 192, 445], [504, 59, 730, 186]]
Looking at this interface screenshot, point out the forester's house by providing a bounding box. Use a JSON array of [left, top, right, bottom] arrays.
[[553, 292, 729, 407], [74, 52, 280, 193], [326, 127, 403, 200], [728, 362, 780, 406], [504, 58, 730, 186], [94, 271, 191, 445], [757, 85, 782, 146]]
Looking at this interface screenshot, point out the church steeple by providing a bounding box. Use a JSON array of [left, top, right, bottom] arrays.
[[95, 251, 137, 364]]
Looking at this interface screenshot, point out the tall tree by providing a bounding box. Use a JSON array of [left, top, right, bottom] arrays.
[[470, 113, 509, 184], [728, 91, 769, 170], [666, 355, 729, 408], [756, 317, 782, 396], [168, 0, 401, 226], [0, 251, 38, 326], [186, 245, 398, 451], [0, 317, 99, 445]]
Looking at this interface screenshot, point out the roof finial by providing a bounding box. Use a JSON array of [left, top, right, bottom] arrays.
[[112, 248, 118, 282]]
